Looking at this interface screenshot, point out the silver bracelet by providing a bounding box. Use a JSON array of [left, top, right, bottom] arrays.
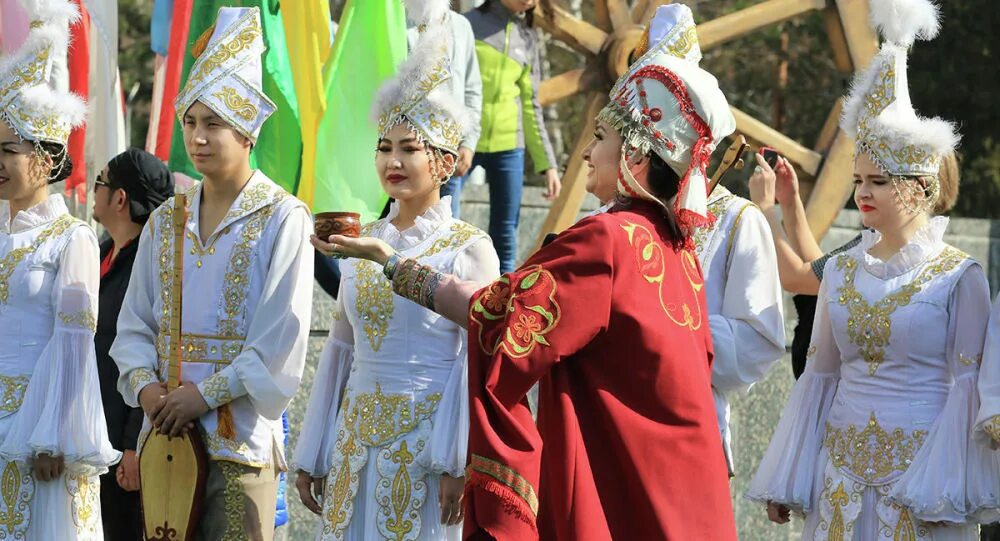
[[383, 252, 403, 280]]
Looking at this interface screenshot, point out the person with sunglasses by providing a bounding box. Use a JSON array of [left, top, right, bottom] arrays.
[[91, 148, 174, 540]]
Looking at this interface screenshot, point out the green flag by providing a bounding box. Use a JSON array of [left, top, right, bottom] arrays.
[[311, 0, 407, 222], [168, 0, 302, 194]]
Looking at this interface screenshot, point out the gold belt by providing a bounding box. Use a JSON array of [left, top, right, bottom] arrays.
[[156, 332, 246, 365]]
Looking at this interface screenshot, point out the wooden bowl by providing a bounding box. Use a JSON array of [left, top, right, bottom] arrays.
[[315, 212, 361, 239]]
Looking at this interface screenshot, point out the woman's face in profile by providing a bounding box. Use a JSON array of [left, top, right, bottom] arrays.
[[582, 120, 623, 204]]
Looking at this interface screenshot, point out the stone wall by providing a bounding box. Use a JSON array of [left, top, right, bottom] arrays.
[[284, 185, 1000, 540]]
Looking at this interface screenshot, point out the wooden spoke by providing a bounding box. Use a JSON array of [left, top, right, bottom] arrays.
[[534, 92, 608, 248], [539, 68, 600, 107], [805, 131, 856, 239], [697, 0, 826, 51], [833, 0, 879, 66], [633, 0, 672, 25], [593, 0, 612, 32], [823, 6, 854, 73], [535, 3, 608, 57], [730, 107, 823, 176], [814, 99, 844, 154], [603, 0, 633, 31]]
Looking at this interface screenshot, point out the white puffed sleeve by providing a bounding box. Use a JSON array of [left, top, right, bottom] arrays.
[[111, 218, 161, 407], [892, 263, 993, 522], [0, 226, 121, 474], [746, 273, 840, 513], [972, 290, 1000, 523], [291, 280, 355, 477], [427, 236, 499, 477], [710, 206, 786, 394]]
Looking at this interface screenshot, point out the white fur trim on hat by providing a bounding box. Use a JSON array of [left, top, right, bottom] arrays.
[[869, 0, 940, 47]]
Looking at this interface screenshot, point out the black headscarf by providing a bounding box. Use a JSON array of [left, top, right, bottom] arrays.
[[106, 148, 174, 224]]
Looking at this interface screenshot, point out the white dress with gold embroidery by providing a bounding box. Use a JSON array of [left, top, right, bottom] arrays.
[[748, 217, 994, 539], [292, 197, 499, 541], [693, 186, 786, 474], [971, 291, 1000, 523], [112, 172, 314, 469], [0, 195, 121, 540]]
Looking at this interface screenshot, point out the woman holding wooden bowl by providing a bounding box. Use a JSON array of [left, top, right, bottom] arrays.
[[292, 22, 500, 541]]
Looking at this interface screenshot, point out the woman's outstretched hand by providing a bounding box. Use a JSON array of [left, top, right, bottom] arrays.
[[310, 234, 394, 265]]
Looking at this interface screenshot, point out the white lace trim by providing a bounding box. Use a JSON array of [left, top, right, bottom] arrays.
[[380, 196, 454, 250], [1, 194, 69, 234], [856, 216, 949, 279]]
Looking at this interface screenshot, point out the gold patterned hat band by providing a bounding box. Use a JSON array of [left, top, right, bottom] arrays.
[[631, 5, 701, 68], [0, 1, 86, 146], [174, 7, 276, 142], [840, 0, 958, 180], [372, 20, 472, 156]]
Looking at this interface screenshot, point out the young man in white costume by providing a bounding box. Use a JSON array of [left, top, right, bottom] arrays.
[[0, 0, 121, 537], [111, 7, 313, 539], [598, 4, 786, 477]]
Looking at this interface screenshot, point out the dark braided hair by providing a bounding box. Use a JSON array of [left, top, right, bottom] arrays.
[[645, 152, 685, 249], [35, 141, 73, 185]]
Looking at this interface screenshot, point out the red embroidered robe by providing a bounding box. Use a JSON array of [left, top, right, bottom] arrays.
[[460, 201, 737, 541]]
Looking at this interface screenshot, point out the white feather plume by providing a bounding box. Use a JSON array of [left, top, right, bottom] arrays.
[[12, 0, 80, 95], [869, 0, 940, 46], [15, 0, 80, 27], [16, 85, 87, 129], [402, 0, 452, 25], [371, 17, 474, 149], [0, 0, 86, 143], [371, 24, 451, 124]]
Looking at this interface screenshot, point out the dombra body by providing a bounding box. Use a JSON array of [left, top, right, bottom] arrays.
[[138, 193, 209, 541]]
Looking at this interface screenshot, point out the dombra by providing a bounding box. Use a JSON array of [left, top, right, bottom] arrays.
[[139, 193, 208, 541]]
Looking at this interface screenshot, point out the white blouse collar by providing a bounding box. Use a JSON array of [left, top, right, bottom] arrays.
[[379, 196, 453, 249], [1, 194, 70, 234], [856, 215, 949, 279]]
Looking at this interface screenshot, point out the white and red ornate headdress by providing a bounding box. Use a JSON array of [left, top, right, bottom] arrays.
[[174, 7, 276, 143], [597, 4, 735, 230], [841, 0, 957, 181], [0, 0, 85, 146]]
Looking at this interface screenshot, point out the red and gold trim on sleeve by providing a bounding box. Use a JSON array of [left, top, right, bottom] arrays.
[[467, 454, 540, 526], [470, 265, 561, 359]]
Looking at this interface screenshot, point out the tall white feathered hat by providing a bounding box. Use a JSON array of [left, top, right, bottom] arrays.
[[597, 4, 736, 230], [174, 7, 276, 142], [840, 0, 957, 179], [0, 0, 86, 146], [402, 0, 451, 26], [372, 21, 473, 156]]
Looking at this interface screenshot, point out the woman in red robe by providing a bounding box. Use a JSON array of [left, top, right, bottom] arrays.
[[315, 6, 739, 540]]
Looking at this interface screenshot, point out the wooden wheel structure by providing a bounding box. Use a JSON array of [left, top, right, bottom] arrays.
[[532, 0, 879, 248]]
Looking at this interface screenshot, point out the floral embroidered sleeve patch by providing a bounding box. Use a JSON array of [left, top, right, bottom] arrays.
[[469, 265, 561, 359]]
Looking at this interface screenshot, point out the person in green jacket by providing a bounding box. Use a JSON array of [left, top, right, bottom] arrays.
[[461, 0, 562, 272]]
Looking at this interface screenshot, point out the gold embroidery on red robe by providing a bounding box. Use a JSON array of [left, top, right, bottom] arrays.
[[621, 222, 703, 329]]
